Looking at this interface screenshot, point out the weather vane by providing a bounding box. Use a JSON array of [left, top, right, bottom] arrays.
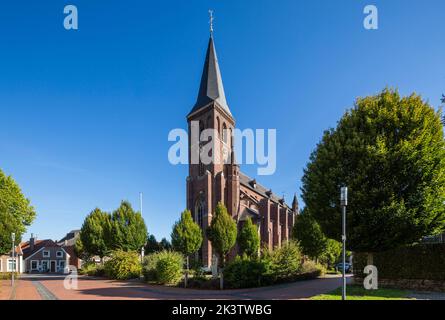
[[209, 10, 214, 34]]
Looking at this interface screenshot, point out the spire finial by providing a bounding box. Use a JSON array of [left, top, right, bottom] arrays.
[[209, 10, 214, 35]]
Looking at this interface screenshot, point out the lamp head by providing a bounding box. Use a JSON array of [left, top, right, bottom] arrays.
[[340, 187, 348, 206]]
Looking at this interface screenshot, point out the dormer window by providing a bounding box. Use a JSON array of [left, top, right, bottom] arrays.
[[56, 251, 63, 258], [43, 250, 50, 258]]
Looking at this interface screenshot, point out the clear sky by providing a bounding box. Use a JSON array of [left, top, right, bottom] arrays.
[[1, 0, 444, 242]]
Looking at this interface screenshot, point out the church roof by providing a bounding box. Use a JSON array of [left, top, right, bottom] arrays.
[[188, 36, 232, 118], [239, 172, 292, 210]]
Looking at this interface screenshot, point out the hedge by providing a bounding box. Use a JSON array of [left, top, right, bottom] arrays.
[[353, 243, 445, 281], [104, 250, 142, 280], [143, 250, 184, 285]]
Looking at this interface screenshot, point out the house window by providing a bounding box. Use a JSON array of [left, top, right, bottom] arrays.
[[43, 250, 50, 258], [41, 260, 49, 272], [56, 251, 63, 258], [59, 261, 66, 270], [31, 260, 39, 270], [7, 259, 17, 272]]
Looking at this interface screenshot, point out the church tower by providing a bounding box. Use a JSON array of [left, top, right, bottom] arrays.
[[186, 28, 240, 268]]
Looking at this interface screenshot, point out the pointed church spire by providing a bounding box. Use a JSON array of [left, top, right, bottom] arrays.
[[292, 194, 298, 213], [188, 13, 232, 118]]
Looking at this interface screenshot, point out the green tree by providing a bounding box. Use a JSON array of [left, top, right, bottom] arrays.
[[159, 238, 172, 251], [302, 89, 445, 261], [80, 208, 109, 259], [0, 169, 36, 254], [171, 209, 203, 257], [73, 236, 90, 261], [171, 209, 203, 287], [238, 217, 260, 258], [292, 208, 326, 262], [145, 234, 161, 254], [107, 201, 148, 252], [206, 202, 237, 266], [319, 239, 342, 268], [441, 94, 445, 125]]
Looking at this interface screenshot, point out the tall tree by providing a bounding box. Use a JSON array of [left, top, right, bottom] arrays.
[[80, 208, 109, 259], [320, 239, 343, 268], [171, 209, 203, 287], [302, 89, 445, 261], [171, 209, 203, 256], [159, 238, 172, 251], [441, 94, 445, 125], [145, 234, 161, 254], [0, 169, 36, 254], [107, 201, 148, 252], [206, 202, 237, 266], [238, 217, 260, 258], [292, 208, 327, 261]]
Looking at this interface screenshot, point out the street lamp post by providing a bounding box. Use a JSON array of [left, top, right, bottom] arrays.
[[340, 187, 348, 301], [11, 233, 15, 288]]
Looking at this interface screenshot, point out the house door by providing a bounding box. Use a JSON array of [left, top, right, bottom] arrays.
[[50, 261, 56, 273]]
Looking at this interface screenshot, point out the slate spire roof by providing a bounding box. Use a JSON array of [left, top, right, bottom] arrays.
[[189, 35, 232, 117]]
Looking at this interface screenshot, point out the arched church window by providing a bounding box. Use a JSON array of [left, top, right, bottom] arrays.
[[222, 123, 227, 143], [216, 117, 221, 137], [199, 120, 204, 135], [207, 116, 211, 129], [196, 199, 205, 228]]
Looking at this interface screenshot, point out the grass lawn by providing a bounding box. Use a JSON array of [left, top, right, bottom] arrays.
[[312, 285, 414, 300]]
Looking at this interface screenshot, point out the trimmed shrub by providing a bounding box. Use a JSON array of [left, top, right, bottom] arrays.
[[143, 250, 184, 285], [0, 272, 19, 280], [79, 262, 105, 277], [224, 255, 272, 289], [104, 250, 142, 280], [271, 241, 303, 280], [301, 260, 326, 277], [353, 243, 445, 281]]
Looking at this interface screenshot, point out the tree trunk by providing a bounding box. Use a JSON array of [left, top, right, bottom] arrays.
[[220, 254, 225, 290], [367, 252, 374, 266], [184, 256, 189, 288]]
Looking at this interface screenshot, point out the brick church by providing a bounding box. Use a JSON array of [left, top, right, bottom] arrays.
[[186, 32, 299, 268]]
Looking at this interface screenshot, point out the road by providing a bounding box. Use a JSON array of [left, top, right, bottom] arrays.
[[2, 274, 352, 300]]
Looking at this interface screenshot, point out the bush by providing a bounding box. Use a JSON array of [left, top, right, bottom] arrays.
[[143, 250, 184, 285], [301, 260, 326, 277], [353, 243, 445, 281], [104, 250, 142, 280], [271, 241, 303, 280], [79, 262, 105, 277], [0, 272, 19, 280], [224, 255, 272, 289]]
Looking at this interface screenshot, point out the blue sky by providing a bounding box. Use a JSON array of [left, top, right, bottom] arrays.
[[1, 0, 444, 242]]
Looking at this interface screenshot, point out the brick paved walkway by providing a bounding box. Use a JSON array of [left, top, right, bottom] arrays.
[[14, 274, 352, 300], [0, 280, 13, 300], [0, 279, 42, 300]]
